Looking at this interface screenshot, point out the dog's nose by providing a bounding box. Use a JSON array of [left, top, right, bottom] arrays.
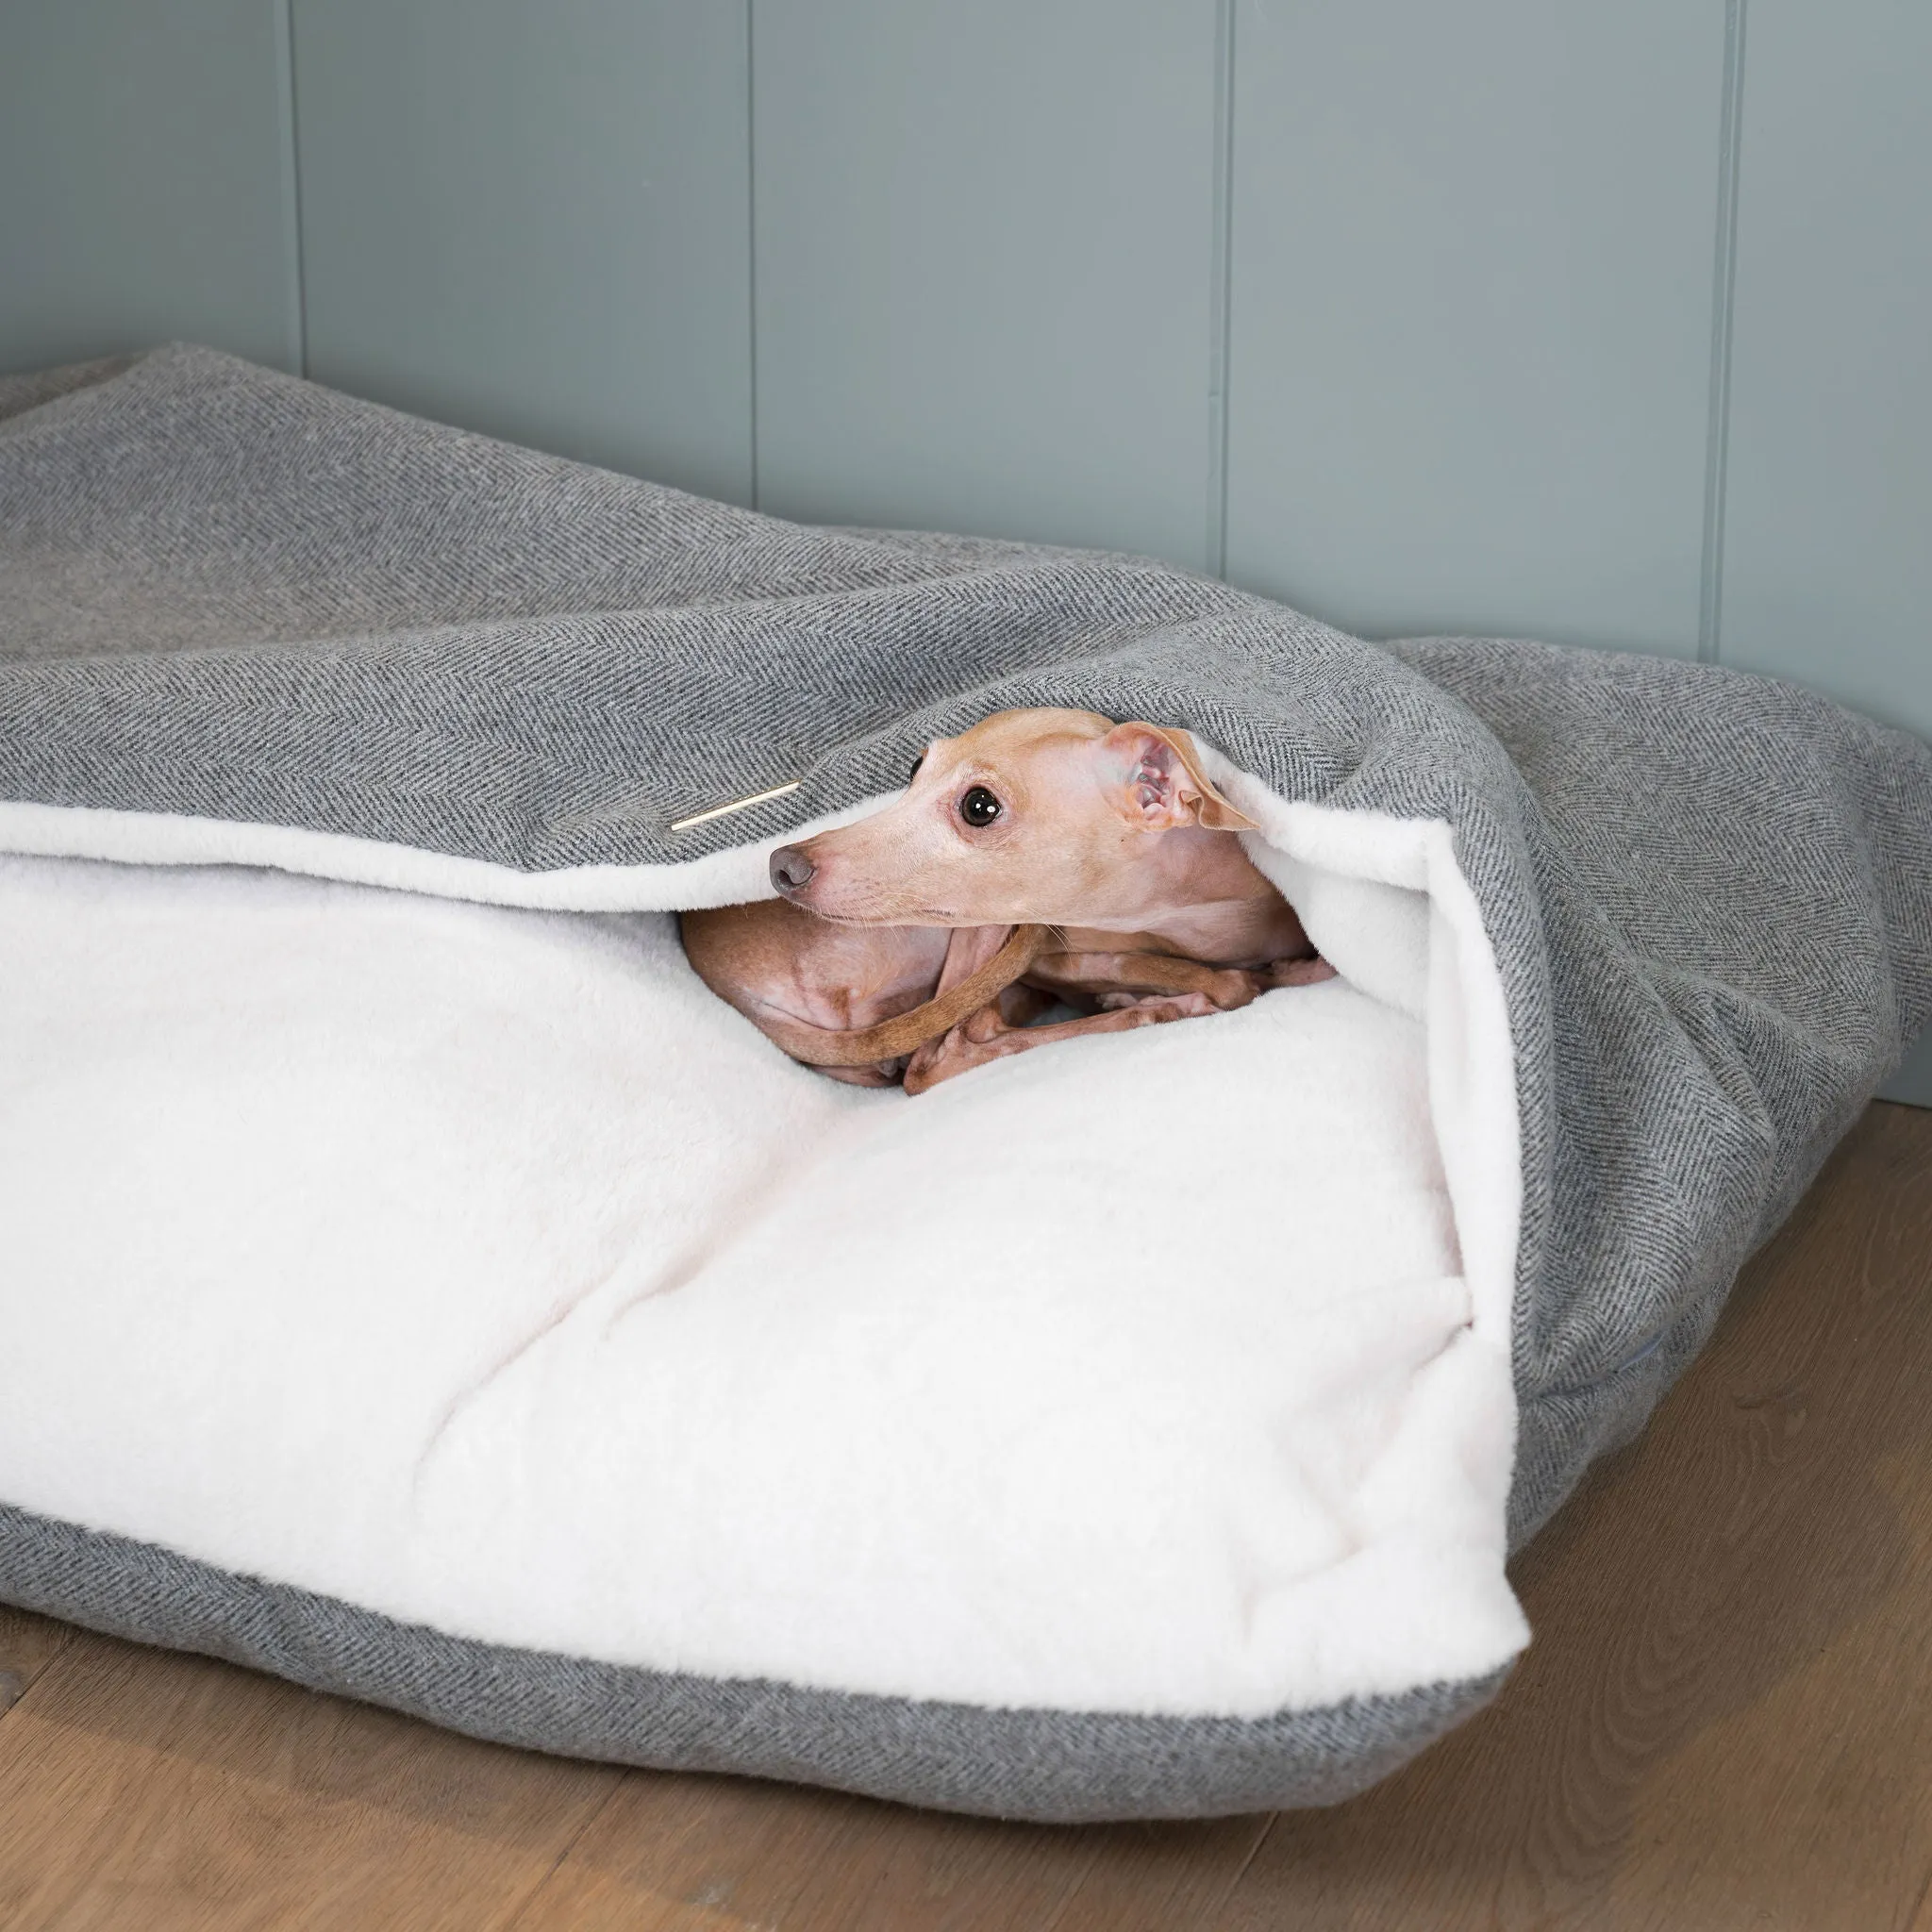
[[769, 845, 816, 895]]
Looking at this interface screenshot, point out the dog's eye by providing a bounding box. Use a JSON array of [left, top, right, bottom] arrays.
[[958, 785, 1003, 828]]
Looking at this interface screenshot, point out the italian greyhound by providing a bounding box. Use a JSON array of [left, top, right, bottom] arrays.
[[680, 708, 1332, 1092]]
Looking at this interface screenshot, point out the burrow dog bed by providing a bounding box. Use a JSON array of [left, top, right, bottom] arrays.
[[1, 346, 1927, 1822]]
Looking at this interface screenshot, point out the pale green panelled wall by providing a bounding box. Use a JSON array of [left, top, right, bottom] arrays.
[[2, 1, 1927, 1099], [1719, 0, 1932, 741], [1224, 1, 1727, 658], [292, 0, 754, 507], [751, 0, 1223, 571], [0, 0, 300, 375]]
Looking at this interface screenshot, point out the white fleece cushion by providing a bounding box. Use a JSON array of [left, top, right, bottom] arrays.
[[0, 821, 1526, 1716]]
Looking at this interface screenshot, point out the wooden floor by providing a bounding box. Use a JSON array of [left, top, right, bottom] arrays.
[[2, 1103, 1929, 1931]]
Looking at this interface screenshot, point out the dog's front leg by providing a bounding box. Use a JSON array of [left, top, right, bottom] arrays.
[[1026, 948, 1267, 1010], [901, 993, 1220, 1094]]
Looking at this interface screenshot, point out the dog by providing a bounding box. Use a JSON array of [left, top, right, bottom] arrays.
[[680, 708, 1332, 1092]]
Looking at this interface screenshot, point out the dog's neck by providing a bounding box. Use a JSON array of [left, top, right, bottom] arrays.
[[1057, 827, 1306, 964]]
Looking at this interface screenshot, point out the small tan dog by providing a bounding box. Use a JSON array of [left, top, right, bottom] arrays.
[[680, 708, 1332, 1091]]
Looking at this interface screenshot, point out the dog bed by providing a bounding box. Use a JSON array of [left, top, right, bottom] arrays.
[[0, 346, 1926, 1821]]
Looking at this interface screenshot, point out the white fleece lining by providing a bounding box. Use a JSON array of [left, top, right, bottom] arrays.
[[0, 795, 895, 911], [0, 767, 1526, 1718]]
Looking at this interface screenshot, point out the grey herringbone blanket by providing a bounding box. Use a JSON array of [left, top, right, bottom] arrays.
[[1, 344, 1927, 1818]]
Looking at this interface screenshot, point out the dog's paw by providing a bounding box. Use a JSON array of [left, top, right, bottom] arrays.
[[1095, 991, 1219, 1019], [1131, 991, 1221, 1022], [1266, 956, 1339, 989]]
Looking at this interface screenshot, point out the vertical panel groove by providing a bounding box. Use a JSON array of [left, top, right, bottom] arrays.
[[1699, 0, 1748, 664], [745, 0, 760, 509], [275, 0, 308, 376], [1206, 0, 1237, 579]]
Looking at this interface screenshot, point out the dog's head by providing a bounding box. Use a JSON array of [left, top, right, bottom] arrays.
[[768, 708, 1257, 926]]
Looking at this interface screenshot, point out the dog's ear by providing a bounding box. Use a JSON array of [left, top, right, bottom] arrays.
[[1100, 724, 1260, 832]]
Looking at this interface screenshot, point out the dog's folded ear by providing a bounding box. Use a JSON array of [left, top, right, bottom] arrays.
[[1100, 724, 1261, 833]]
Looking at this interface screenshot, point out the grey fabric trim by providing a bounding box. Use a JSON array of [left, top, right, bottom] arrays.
[[0, 1504, 1505, 1822], [0, 354, 139, 425], [3, 343, 1929, 1810]]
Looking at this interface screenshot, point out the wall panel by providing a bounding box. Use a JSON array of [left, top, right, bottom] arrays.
[[752, 0, 1222, 570], [1224, 0, 1727, 656], [293, 0, 752, 503], [1890, 1035, 1932, 1110], [1716, 0, 1932, 1105], [1718, 0, 1932, 744], [0, 0, 298, 375]]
